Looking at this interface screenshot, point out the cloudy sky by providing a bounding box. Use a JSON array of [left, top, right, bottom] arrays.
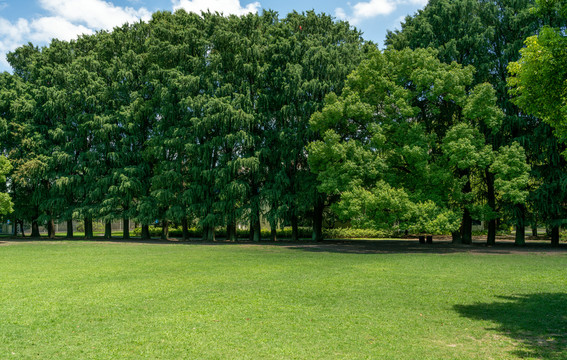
[[0, 0, 428, 72]]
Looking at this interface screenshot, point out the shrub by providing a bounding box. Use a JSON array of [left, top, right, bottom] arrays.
[[322, 228, 387, 239]]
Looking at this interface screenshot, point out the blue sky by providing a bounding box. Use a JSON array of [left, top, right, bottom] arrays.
[[0, 0, 428, 72]]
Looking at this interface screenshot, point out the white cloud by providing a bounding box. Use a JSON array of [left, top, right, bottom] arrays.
[[38, 0, 152, 29], [0, 0, 153, 72], [172, 0, 261, 16], [336, 0, 426, 25], [29, 17, 94, 44], [0, 18, 31, 70]]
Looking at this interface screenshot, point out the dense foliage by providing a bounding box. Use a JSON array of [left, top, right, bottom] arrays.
[[0, 10, 366, 240], [384, 0, 567, 245], [1, 3, 565, 245]]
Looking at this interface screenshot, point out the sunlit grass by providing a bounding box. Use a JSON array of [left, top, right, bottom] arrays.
[[1, 241, 565, 359]]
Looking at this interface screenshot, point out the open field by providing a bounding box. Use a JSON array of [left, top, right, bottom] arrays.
[[1, 240, 566, 359]]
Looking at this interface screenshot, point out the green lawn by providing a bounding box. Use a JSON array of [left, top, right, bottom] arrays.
[[0, 241, 565, 359]]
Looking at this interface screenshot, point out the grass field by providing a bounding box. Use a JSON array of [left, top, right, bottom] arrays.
[[1, 240, 566, 359]]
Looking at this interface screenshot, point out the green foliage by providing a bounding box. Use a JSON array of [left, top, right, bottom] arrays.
[[491, 142, 531, 205], [442, 123, 493, 170], [308, 48, 492, 235], [508, 27, 567, 140], [2, 10, 364, 239], [0, 155, 13, 215]]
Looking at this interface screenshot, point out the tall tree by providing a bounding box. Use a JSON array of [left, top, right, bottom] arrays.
[[385, 0, 557, 244], [309, 48, 496, 238]]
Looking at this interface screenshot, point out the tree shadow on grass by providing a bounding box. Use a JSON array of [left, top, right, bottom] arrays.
[[455, 293, 567, 359]]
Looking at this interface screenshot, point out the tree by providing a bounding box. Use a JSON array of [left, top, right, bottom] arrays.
[[385, 0, 562, 245], [490, 142, 531, 245], [507, 0, 567, 245], [508, 25, 567, 141], [260, 11, 366, 241], [309, 48, 494, 238]]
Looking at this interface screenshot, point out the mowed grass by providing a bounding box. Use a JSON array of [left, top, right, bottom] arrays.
[[1, 241, 566, 359]]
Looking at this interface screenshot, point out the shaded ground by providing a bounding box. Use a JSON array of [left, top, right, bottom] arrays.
[[455, 293, 567, 360], [1, 235, 566, 255]]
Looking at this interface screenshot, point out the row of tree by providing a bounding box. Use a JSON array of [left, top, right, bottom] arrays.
[[0, 1, 565, 245], [0, 10, 367, 241]]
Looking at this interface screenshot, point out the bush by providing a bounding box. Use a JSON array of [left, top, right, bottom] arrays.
[[323, 228, 387, 239]]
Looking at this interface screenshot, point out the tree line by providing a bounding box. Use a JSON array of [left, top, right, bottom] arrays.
[[0, 10, 367, 241], [0, 1, 565, 245]]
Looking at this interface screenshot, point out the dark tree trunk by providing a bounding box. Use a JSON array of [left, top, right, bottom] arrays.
[[227, 221, 237, 242], [551, 225, 560, 247], [460, 208, 473, 245], [451, 231, 461, 243], [123, 217, 130, 239], [270, 224, 277, 242], [47, 219, 55, 239], [104, 221, 112, 239], [253, 217, 261, 242], [291, 214, 299, 241], [161, 220, 169, 240], [486, 171, 496, 246], [18, 220, 25, 237], [84, 217, 93, 238], [250, 179, 261, 242], [12, 217, 18, 237], [457, 178, 473, 245], [182, 218, 190, 241], [31, 220, 40, 238], [514, 204, 525, 246], [207, 226, 215, 242], [532, 225, 538, 237], [312, 196, 324, 242], [67, 219, 74, 238], [141, 225, 151, 240], [249, 220, 254, 242], [487, 219, 497, 246]]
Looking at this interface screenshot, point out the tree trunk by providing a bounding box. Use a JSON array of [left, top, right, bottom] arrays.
[[531, 225, 538, 237], [123, 217, 130, 239], [161, 220, 169, 240], [291, 214, 299, 241], [312, 196, 324, 242], [67, 219, 74, 238], [460, 208, 473, 245], [84, 217, 93, 238], [253, 217, 261, 242], [249, 219, 254, 242], [451, 231, 461, 244], [182, 218, 190, 241], [141, 224, 150, 240], [207, 226, 215, 242], [551, 225, 560, 247], [31, 219, 40, 238], [514, 204, 525, 246], [19, 220, 25, 237], [270, 224, 277, 242], [487, 218, 496, 246], [104, 221, 112, 239], [47, 219, 55, 239], [12, 217, 17, 237], [486, 171, 496, 246], [227, 221, 237, 242]]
